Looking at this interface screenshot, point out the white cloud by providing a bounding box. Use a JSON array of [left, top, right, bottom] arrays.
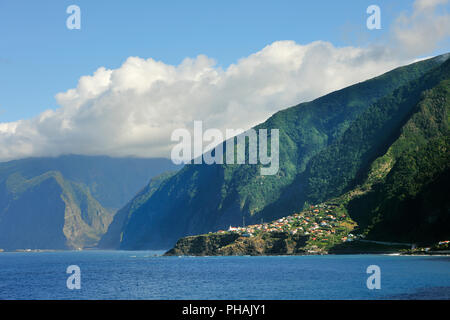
[[391, 0, 450, 57], [0, 0, 449, 162]]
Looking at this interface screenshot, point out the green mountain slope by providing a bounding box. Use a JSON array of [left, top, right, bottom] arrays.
[[286, 53, 450, 208], [0, 155, 179, 209], [344, 78, 450, 243], [0, 171, 112, 249], [112, 54, 449, 250], [0, 155, 179, 250], [97, 171, 177, 249]]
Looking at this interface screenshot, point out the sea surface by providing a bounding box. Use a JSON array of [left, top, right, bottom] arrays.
[[0, 251, 449, 300]]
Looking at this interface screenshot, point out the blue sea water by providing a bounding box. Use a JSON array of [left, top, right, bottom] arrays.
[[0, 251, 449, 300]]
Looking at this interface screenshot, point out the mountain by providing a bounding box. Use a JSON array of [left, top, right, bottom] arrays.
[[97, 171, 177, 249], [345, 78, 450, 243], [0, 155, 179, 250], [106, 54, 449, 250], [164, 232, 309, 256], [0, 155, 179, 209]]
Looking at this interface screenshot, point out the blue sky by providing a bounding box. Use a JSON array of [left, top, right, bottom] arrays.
[[1, 0, 443, 122], [0, 0, 449, 161]]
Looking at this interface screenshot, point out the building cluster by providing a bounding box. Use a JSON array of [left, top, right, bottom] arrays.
[[215, 203, 357, 243]]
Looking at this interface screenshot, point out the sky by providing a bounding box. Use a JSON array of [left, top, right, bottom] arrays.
[[0, 0, 449, 161]]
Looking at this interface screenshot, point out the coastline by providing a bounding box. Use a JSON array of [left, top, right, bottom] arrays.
[[162, 232, 450, 257], [1, 248, 449, 256], [2, 242, 449, 257]]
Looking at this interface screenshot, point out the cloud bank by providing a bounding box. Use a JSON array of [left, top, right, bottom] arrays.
[[0, 0, 449, 161]]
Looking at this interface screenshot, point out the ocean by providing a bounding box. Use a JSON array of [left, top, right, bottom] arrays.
[[0, 251, 449, 300]]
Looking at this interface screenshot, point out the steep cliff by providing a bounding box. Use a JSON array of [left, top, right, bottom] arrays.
[[115, 54, 449, 250], [165, 232, 308, 256], [0, 155, 178, 250]]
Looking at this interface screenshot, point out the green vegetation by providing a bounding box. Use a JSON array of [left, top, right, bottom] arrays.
[[0, 155, 179, 250], [98, 170, 178, 249], [0, 155, 178, 209], [164, 231, 309, 256], [345, 78, 450, 244], [199, 202, 357, 253], [116, 54, 450, 250], [0, 170, 114, 250], [304, 58, 450, 204]]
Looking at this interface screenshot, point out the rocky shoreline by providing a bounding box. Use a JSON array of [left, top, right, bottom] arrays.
[[164, 232, 310, 256], [164, 232, 450, 256]]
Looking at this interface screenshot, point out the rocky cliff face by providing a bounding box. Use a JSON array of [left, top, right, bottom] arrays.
[[118, 55, 450, 250], [164, 232, 309, 256], [98, 171, 177, 249], [0, 171, 114, 250], [0, 155, 179, 250]]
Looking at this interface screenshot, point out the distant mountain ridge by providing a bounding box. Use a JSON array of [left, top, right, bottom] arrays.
[[106, 54, 449, 250], [2, 55, 448, 252], [98, 171, 177, 249], [345, 77, 450, 243], [0, 155, 178, 250], [0, 155, 179, 209]]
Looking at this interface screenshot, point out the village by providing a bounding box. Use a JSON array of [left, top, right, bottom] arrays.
[[213, 202, 360, 251]]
